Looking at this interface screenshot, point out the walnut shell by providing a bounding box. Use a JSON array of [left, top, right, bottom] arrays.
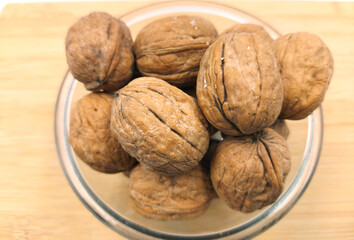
[[129, 165, 214, 220], [110, 77, 209, 176], [222, 23, 273, 42], [270, 119, 290, 140], [134, 15, 218, 87], [66, 12, 134, 92], [69, 93, 136, 173], [197, 31, 283, 136], [211, 128, 291, 212], [274, 32, 334, 120]]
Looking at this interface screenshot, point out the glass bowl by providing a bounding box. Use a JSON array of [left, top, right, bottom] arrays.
[[54, 1, 323, 239]]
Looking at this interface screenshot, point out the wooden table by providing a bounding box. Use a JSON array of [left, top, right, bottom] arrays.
[[0, 1, 353, 239]]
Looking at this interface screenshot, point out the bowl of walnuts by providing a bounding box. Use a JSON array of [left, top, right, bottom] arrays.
[[55, 1, 332, 239]]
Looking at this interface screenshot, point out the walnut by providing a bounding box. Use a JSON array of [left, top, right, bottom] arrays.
[[69, 93, 136, 173], [66, 12, 134, 92], [197, 31, 283, 136], [222, 23, 273, 42], [270, 119, 289, 140], [134, 15, 218, 87], [110, 77, 209, 176], [211, 128, 291, 212], [274, 32, 334, 120], [129, 165, 214, 220]]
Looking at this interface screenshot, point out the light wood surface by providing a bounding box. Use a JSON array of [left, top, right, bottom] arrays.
[[0, 1, 353, 239]]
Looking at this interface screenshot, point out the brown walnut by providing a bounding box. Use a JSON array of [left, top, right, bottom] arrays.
[[274, 32, 334, 120], [211, 128, 291, 212], [222, 23, 273, 42], [66, 12, 134, 92], [69, 93, 136, 173], [270, 119, 289, 140], [134, 15, 218, 87], [110, 77, 209, 176], [129, 165, 214, 220], [197, 31, 283, 136]]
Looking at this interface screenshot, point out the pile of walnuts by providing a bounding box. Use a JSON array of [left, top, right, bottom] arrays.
[[66, 12, 333, 220]]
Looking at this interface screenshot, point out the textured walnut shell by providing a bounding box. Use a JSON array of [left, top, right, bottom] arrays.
[[222, 23, 273, 42], [270, 119, 290, 140], [129, 165, 214, 220], [66, 12, 134, 92], [111, 77, 209, 176], [134, 15, 218, 87], [197, 31, 283, 136], [211, 128, 291, 212], [69, 93, 136, 173], [274, 32, 334, 120]]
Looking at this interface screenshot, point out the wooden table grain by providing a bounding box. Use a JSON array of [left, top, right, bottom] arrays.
[[0, 1, 353, 239]]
